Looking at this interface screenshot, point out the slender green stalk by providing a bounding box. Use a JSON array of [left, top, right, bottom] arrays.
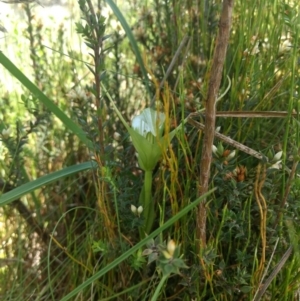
[[143, 170, 155, 234], [150, 275, 168, 301]]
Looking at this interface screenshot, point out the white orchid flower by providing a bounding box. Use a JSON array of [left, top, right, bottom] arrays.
[[102, 83, 177, 172], [102, 83, 177, 234], [130, 108, 170, 171], [132, 108, 165, 141]]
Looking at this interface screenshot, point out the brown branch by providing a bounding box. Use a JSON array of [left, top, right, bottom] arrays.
[[253, 246, 293, 301], [207, 111, 298, 118], [197, 0, 234, 250], [187, 118, 266, 160], [150, 36, 190, 107]]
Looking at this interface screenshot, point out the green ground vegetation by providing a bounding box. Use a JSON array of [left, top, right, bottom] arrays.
[[0, 0, 300, 300]]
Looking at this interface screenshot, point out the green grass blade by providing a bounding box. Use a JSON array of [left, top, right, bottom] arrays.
[[59, 187, 217, 301], [105, 0, 151, 102], [0, 161, 98, 206], [0, 51, 93, 149]]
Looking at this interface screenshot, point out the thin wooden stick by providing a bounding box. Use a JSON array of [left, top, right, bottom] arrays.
[[150, 36, 189, 107], [208, 111, 297, 118], [253, 246, 293, 301], [173, 37, 192, 92], [187, 118, 266, 160], [197, 0, 234, 250]]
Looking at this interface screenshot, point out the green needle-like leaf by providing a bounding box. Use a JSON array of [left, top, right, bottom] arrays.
[[0, 52, 93, 149], [0, 161, 98, 206], [105, 0, 151, 103]]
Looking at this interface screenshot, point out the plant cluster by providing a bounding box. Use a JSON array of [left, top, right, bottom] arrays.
[[0, 0, 300, 300]]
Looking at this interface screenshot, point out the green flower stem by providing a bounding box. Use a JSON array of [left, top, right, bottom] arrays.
[[143, 170, 154, 235], [150, 274, 169, 301]]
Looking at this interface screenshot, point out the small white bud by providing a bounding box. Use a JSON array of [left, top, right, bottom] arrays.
[[212, 145, 218, 155], [137, 206, 143, 214], [167, 239, 176, 257], [113, 132, 121, 141], [131, 204, 137, 213], [162, 250, 172, 259], [279, 40, 292, 54], [273, 151, 283, 162], [251, 43, 260, 55], [227, 150, 236, 161]]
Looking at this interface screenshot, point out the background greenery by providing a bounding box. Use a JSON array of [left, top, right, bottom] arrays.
[[0, 0, 300, 300]]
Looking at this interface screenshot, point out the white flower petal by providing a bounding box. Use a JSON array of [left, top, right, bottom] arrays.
[[269, 161, 282, 170], [132, 108, 165, 137]]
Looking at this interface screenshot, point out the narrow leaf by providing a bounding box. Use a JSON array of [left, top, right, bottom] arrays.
[[0, 52, 93, 149], [0, 161, 98, 206], [105, 0, 152, 102]]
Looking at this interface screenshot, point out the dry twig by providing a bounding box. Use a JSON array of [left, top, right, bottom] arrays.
[[197, 0, 234, 249]]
